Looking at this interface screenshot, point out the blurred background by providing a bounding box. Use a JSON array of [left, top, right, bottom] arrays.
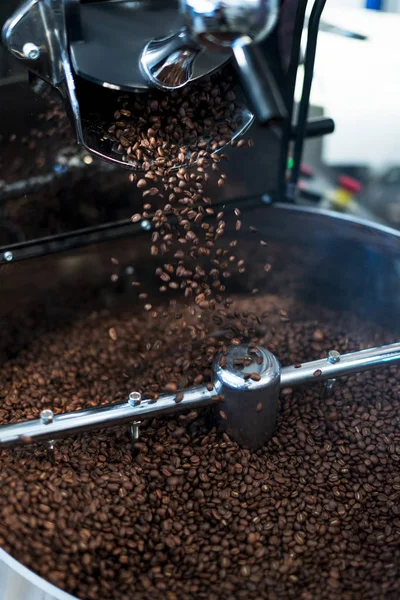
[[297, 1, 400, 228]]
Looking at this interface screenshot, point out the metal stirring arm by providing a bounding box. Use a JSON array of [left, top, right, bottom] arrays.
[[281, 344, 400, 388], [0, 386, 220, 449], [0, 342, 399, 450]]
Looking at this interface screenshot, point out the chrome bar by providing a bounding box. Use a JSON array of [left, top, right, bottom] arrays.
[[0, 386, 219, 448], [280, 342, 400, 389], [1, 342, 399, 449]]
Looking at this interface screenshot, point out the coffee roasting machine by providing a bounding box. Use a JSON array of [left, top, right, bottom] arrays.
[[0, 1, 400, 600]]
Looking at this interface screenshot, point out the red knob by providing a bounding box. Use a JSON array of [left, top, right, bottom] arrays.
[[338, 176, 362, 194]]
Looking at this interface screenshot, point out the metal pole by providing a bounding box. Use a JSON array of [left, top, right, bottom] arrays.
[[0, 387, 220, 448], [280, 342, 400, 388]]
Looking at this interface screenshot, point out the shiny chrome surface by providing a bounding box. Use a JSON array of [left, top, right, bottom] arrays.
[[232, 37, 287, 122], [181, 0, 279, 47], [3, 0, 60, 86], [140, 29, 201, 90], [2, 0, 229, 92], [281, 342, 400, 389], [213, 344, 281, 450], [0, 386, 219, 448], [0, 548, 77, 600], [180, 0, 286, 122], [0, 340, 399, 450]]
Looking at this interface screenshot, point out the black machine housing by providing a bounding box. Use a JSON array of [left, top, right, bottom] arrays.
[[0, 0, 330, 260]]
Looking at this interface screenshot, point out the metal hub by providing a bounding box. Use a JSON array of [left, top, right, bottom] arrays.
[[213, 344, 281, 450]]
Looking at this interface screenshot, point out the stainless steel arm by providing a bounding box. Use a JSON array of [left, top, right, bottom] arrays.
[[0, 343, 399, 450], [0, 387, 219, 448], [280, 342, 400, 388]]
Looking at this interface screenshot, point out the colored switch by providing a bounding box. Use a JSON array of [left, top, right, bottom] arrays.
[[331, 175, 362, 210]]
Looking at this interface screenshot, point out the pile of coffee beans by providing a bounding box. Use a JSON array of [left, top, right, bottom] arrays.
[[1, 69, 399, 600], [0, 294, 399, 600]]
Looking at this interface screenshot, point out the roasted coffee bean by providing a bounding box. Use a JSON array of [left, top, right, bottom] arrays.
[[3, 71, 399, 600], [0, 298, 398, 600], [174, 392, 184, 403], [250, 372, 261, 381], [108, 327, 117, 341]]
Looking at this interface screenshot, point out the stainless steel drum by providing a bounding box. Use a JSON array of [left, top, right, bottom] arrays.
[[0, 204, 399, 600]]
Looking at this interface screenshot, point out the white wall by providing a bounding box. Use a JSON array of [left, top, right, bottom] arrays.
[[385, 0, 400, 11], [326, 0, 400, 10], [327, 0, 365, 7]]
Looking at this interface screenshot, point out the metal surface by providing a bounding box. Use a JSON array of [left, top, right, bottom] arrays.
[[213, 344, 281, 450], [0, 340, 399, 450], [1, 0, 231, 166], [3, 0, 61, 86], [0, 548, 77, 600], [280, 343, 400, 388], [0, 386, 220, 448], [3, 0, 85, 146], [289, 0, 327, 197], [140, 30, 201, 90], [70, 0, 229, 91], [0, 205, 399, 599], [3, 0, 229, 92], [2, 0, 289, 166], [232, 38, 287, 122], [180, 0, 278, 46], [1, 3, 306, 202], [181, 0, 286, 122]]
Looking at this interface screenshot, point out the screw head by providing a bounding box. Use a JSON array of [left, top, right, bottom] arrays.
[[23, 43, 40, 60], [141, 219, 151, 231], [261, 194, 272, 204], [40, 409, 54, 425], [3, 251, 13, 262], [327, 350, 340, 364], [128, 391, 142, 406]]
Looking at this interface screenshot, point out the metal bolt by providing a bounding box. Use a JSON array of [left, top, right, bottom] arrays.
[[141, 219, 152, 231], [327, 350, 340, 364], [52, 163, 67, 174], [128, 392, 142, 440], [130, 422, 141, 440], [128, 391, 142, 406], [325, 378, 336, 397], [40, 409, 54, 425], [47, 440, 56, 464], [22, 43, 40, 60], [40, 410, 55, 461], [3, 251, 13, 262]]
